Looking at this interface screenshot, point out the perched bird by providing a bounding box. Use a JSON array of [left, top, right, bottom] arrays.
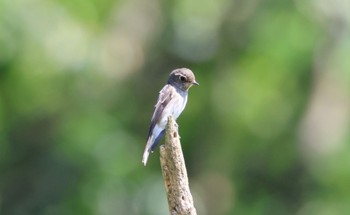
[[142, 68, 199, 166]]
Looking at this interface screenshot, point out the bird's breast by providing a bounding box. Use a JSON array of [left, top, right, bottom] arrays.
[[158, 92, 188, 129], [173, 93, 187, 119]]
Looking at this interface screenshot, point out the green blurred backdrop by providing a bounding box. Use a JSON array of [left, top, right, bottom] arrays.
[[1, 0, 350, 214]]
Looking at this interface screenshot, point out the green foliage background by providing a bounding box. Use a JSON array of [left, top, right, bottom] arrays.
[[1, 0, 350, 214]]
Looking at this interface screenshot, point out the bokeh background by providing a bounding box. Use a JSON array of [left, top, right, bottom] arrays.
[[1, 0, 350, 214]]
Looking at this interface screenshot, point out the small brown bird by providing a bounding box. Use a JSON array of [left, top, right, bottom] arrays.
[[142, 68, 199, 166]]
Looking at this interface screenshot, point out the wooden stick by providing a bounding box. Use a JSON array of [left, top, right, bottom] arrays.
[[159, 116, 197, 215]]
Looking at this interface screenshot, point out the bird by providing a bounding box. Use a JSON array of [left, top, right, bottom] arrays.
[[142, 68, 199, 166]]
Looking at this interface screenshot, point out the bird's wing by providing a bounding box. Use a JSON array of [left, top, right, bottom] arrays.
[[147, 84, 174, 139]]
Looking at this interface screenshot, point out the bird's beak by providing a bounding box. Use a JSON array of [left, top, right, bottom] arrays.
[[192, 81, 199, 86]]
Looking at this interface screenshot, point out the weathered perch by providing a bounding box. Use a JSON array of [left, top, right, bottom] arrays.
[[159, 116, 197, 215]]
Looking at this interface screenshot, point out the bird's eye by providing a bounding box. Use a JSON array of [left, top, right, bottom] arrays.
[[180, 76, 186, 82]]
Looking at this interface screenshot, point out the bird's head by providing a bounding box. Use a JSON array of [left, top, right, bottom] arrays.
[[168, 68, 199, 91]]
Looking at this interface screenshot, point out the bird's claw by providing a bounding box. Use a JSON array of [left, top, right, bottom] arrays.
[[174, 122, 181, 138]]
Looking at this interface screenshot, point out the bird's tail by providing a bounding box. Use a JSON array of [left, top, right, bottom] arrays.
[[142, 136, 154, 166]]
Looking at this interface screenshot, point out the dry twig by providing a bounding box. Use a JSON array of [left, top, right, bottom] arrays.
[[159, 116, 197, 215]]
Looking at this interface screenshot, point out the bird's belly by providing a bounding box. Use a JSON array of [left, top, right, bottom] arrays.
[[158, 95, 187, 129], [173, 104, 185, 119]]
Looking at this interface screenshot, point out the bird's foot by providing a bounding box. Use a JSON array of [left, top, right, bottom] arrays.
[[174, 122, 180, 137]]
